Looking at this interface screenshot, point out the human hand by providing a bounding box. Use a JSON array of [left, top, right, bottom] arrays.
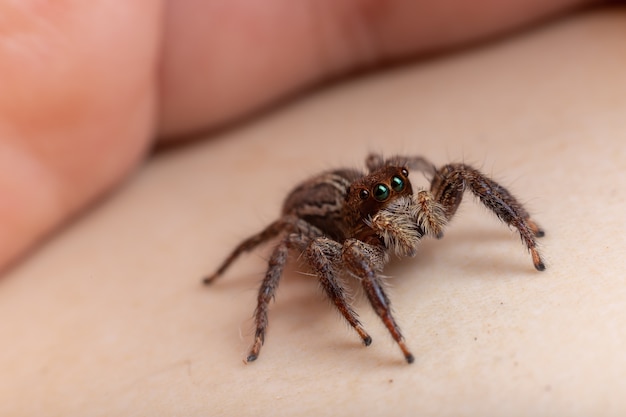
[[0, 0, 596, 271]]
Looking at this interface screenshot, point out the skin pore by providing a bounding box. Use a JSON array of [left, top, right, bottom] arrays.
[[0, 0, 598, 271]]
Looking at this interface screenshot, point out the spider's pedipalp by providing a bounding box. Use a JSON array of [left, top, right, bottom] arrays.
[[368, 197, 422, 257], [412, 190, 447, 239]]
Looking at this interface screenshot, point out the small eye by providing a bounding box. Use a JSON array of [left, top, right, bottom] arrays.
[[359, 189, 370, 200], [401, 168, 409, 177], [373, 184, 390, 201], [391, 175, 405, 192]]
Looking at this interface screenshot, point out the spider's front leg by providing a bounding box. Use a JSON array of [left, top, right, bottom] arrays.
[[248, 231, 372, 363], [342, 239, 415, 364], [305, 237, 372, 346], [431, 163, 546, 271]]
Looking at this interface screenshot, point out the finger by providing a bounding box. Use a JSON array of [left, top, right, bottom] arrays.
[[0, 1, 161, 271], [157, 0, 598, 139]]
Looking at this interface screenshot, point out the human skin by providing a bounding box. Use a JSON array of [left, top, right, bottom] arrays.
[[0, 0, 600, 271]]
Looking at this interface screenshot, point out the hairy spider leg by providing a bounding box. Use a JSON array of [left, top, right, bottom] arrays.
[[203, 220, 285, 284], [203, 216, 320, 284], [305, 237, 372, 346], [246, 234, 293, 362], [247, 227, 363, 362], [249, 232, 373, 363], [431, 163, 546, 271], [342, 239, 415, 364]]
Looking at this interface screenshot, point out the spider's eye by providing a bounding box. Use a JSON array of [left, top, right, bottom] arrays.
[[391, 175, 405, 192], [373, 184, 390, 201], [401, 168, 409, 177], [359, 189, 370, 200]]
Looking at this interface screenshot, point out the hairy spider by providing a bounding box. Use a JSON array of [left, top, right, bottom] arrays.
[[204, 153, 545, 364]]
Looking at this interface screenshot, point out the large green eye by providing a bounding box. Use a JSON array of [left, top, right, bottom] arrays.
[[391, 175, 405, 192], [373, 184, 390, 201]]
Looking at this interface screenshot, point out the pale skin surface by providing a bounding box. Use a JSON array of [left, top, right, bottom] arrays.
[[0, 0, 600, 272], [2, 5, 626, 416]]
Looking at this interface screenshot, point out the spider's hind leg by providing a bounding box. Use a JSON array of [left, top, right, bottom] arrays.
[[431, 163, 546, 271], [246, 233, 294, 362], [203, 218, 289, 284]]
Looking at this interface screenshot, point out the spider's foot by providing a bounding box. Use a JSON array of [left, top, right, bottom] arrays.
[[527, 219, 545, 238], [531, 249, 546, 271], [355, 326, 372, 346], [202, 273, 219, 285], [398, 340, 415, 364], [245, 337, 263, 363]]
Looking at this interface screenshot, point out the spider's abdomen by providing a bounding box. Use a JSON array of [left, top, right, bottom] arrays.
[[282, 169, 363, 241]]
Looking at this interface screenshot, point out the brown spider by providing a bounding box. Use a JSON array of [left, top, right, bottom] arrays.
[[204, 153, 545, 364]]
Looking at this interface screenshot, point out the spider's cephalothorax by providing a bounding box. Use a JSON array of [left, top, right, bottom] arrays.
[[204, 153, 545, 364]]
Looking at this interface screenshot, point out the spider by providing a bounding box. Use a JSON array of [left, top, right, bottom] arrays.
[[204, 153, 545, 364]]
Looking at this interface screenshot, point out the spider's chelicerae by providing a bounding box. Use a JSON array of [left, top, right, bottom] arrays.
[[204, 153, 545, 364]]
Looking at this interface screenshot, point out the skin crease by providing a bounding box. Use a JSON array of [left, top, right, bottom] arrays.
[[0, 0, 600, 271]]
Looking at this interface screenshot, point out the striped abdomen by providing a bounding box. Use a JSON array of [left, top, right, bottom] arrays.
[[282, 169, 362, 241]]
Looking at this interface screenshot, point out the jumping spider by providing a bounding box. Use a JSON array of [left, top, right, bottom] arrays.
[[204, 153, 545, 364]]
